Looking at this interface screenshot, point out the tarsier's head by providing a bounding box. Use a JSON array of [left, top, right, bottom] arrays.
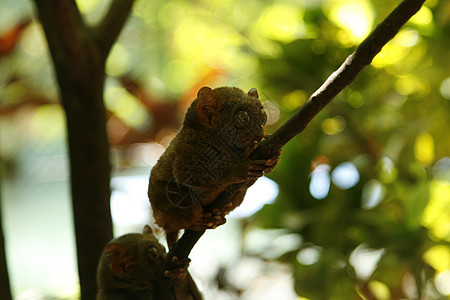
[[185, 86, 267, 150], [97, 225, 165, 291]]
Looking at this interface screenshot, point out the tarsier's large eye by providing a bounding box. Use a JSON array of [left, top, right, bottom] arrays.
[[260, 108, 267, 126], [145, 246, 160, 262], [234, 110, 250, 128]]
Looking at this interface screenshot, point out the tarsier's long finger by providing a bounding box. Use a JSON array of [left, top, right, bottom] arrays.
[[264, 150, 282, 174], [250, 159, 271, 166], [248, 170, 264, 179], [249, 163, 266, 171], [264, 158, 281, 173], [203, 218, 226, 229]]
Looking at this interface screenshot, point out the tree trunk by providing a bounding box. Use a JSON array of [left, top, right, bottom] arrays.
[[0, 183, 12, 300], [33, 0, 134, 298]]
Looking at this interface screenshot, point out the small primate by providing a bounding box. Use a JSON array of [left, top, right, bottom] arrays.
[[96, 226, 202, 300], [96, 226, 165, 300], [148, 86, 280, 248]]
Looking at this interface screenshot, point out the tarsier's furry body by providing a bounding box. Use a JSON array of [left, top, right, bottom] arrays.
[[96, 226, 201, 300], [96, 226, 165, 300], [148, 87, 279, 247]]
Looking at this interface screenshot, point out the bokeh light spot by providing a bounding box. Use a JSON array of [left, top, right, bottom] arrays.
[[362, 179, 385, 209], [368, 281, 391, 300], [21, 22, 47, 57], [347, 91, 364, 108], [327, 0, 374, 42], [283, 90, 307, 110], [423, 245, 450, 273], [297, 246, 322, 265], [106, 44, 130, 77], [410, 5, 433, 25], [105, 86, 149, 129], [395, 29, 419, 47], [258, 4, 305, 43], [309, 164, 330, 200], [230, 176, 279, 218], [414, 132, 435, 165], [421, 180, 450, 241], [29, 105, 65, 141], [75, 0, 101, 14], [332, 162, 360, 189], [376, 156, 398, 183], [439, 77, 450, 100], [110, 176, 151, 227], [350, 244, 385, 280], [322, 116, 346, 135], [435, 271, 450, 296]]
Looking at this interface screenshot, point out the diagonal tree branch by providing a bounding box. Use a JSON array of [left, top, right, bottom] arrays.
[[92, 0, 135, 58], [253, 0, 426, 159], [166, 0, 427, 281]]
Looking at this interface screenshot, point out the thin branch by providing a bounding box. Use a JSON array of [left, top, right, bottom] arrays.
[[165, 0, 427, 272], [253, 0, 426, 159], [93, 0, 135, 58]]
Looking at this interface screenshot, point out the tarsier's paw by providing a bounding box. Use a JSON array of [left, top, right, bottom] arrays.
[[164, 256, 191, 280], [248, 149, 282, 178], [190, 207, 230, 230], [263, 149, 282, 174]]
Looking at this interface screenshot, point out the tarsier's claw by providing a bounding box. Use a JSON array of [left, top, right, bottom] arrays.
[[263, 150, 282, 174]]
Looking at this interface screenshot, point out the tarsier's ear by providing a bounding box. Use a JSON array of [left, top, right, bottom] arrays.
[[247, 88, 259, 99], [197, 86, 221, 127], [105, 243, 131, 275], [143, 225, 153, 236]]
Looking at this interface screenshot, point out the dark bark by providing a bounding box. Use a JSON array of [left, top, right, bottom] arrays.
[[0, 176, 12, 300], [167, 0, 427, 277], [32, 0, 134, 299]]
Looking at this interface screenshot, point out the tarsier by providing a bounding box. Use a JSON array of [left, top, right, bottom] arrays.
[[148, 86, 280, 248], [96, 225, 165, 299], [96, 225, 201, 300]]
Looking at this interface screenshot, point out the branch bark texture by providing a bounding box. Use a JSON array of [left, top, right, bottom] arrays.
[[33, 0, 134, 298]]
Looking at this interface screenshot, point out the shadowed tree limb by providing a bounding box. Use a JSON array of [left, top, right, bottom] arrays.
[[92, 0, 135, 57], [33, 0, 135, 298], [163, 0, 427, 291], [0, 181, 12, 300]]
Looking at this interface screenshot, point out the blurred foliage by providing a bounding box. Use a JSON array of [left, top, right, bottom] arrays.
[[1, 0, 450, 299]]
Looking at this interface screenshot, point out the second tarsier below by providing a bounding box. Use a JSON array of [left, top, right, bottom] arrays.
[[148, 86, 280, 248], [96, 225, 202, 300]]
